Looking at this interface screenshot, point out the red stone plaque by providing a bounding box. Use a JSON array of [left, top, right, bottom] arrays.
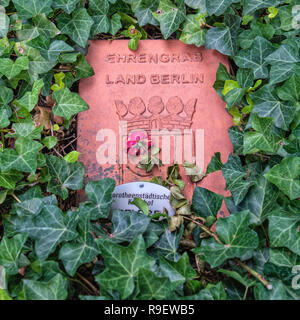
[[78, 40, 233, 206]]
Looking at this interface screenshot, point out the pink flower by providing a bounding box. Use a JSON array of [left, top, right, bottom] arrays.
[[127, 131, 152, 156]]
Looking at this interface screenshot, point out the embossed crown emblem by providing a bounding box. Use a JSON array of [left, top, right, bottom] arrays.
[[115, 96, 197, 132]]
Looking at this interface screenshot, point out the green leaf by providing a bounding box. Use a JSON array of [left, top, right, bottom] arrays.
[[64, 151, 80, 163], [18, 205, 78, 260], [206, 0, 235, 16], [251, 85, 295, 131], [234, 36, 274, 79], [52, 0, 80, 14], [151, 226, 183, 261], [101, 210, 150, 243], [109, 13, 122, 36], [132, 0, 159, 26], [193, 211, 259, 267], [159, 252, 196, 287], [276, 73, 300, 102], [0, 289, 12, 300], [268, 207, 300, 256], [153, 0, 186, 39], [12, 0, 53, 19], [14, 198, 44, 216], [192, 187, 223, 218], [0, 170, 23, 189], [52, 87, 89, 120], [57, 8, 94, 47], [89, 0, 110, 36], [0, 12, 9, 38], [96, 235, 155, 299], [206, 152, 223, 174], [32, 14, 60, 38], [46, 154, 85, 200], [234, 175, 279, 225], [0, 233, 28, 275], [59, 212, 99, 276], [205, 14, 241, 56], [254, 280, 290, 300], [136, 268, 173, 300], [27, 36, 74, 62], [23, 274, 68, 300], [218, 269, 256, 288], [228, 126, 244, 154], [269, 248, 298, 268], [14, 79, 44, 112], [7, 120, 42, 140], [130, 198, 149, 215], [243, 113, 281, 154], [180, 13, 206, 47], [81, 178, 115, 219], [243, 0, 280, 15], [0, 56, 29, 80], [264, 157, 300, 200], [0, 138, 42, 173], [42, 136, 58, 149], [73, 54, 94, 80]]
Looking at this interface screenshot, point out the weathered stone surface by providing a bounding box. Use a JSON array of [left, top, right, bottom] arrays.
[[78, 40, 233, 209]]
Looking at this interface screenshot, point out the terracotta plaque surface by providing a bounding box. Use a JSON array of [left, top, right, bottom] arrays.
[[78, 40, 233, 207]]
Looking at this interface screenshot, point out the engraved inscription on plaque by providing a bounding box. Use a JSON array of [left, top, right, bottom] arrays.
[[78, 40, 233, 202]]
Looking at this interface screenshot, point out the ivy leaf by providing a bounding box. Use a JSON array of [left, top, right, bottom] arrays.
[[264, 157, 300, 200], [46, 154, 85, 200], [18, 205, 78, 261], [193, 211, 259, 267], [276, 73, 300, 102], [233, 175, 279, 225], [265, 43, 300, 84], [222, 153, 247, 189], [151, 226, 183, 261], [132, 0, 159, 26], [234, 36, 274, 79], [57, 8, 94, 47], [109, 13, 122, 36], [32, 14, 60, 38], [105, 210, 151, 243], [0, 170, 23, 189], [0, 12, 9, 38], [243, 113, 281, 154], [59, 213, 100, 276], [136, 268, 173, 300], [7, 120, 42, 140], [73, 55, 94, 81], [206, 0, 235, 16], [254, 280, 290, 300], [218, 269, 256, 288], [269, 248, 298, 268], [0, 85, 13, 128], [23, 274, 68, 300], [52, 87, 89, 120], [27, 36, 74, 62], [251, 85, 295, 131], [0, 138, 42, 173], [0, 56, 29, 80], [153, 0, 186, 39], [268, 207, 300, 255], [205, 14, 241, 56], [206, 152, 223, 174], [80, 178, 115, 220], [191, 187, 223, 218], [180, 13, 206, 47], [243, 0, 281, 15], [159, 252, 196, 287], [52, 0, 80, 14], [95, 235, 155, 299], [14, 198, 44, 216], [0, 233, 28, 275], [12, 0, 53, 19], [228, 126, 244, 154], [89, 0, 110, 36], [14, 79, 44, 112]]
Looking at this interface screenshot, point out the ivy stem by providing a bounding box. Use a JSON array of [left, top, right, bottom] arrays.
[[11, 193, 21, 203], [181, 216, 272, 290], [76, 272, 100, 296], [237, 259, 272, 290]]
